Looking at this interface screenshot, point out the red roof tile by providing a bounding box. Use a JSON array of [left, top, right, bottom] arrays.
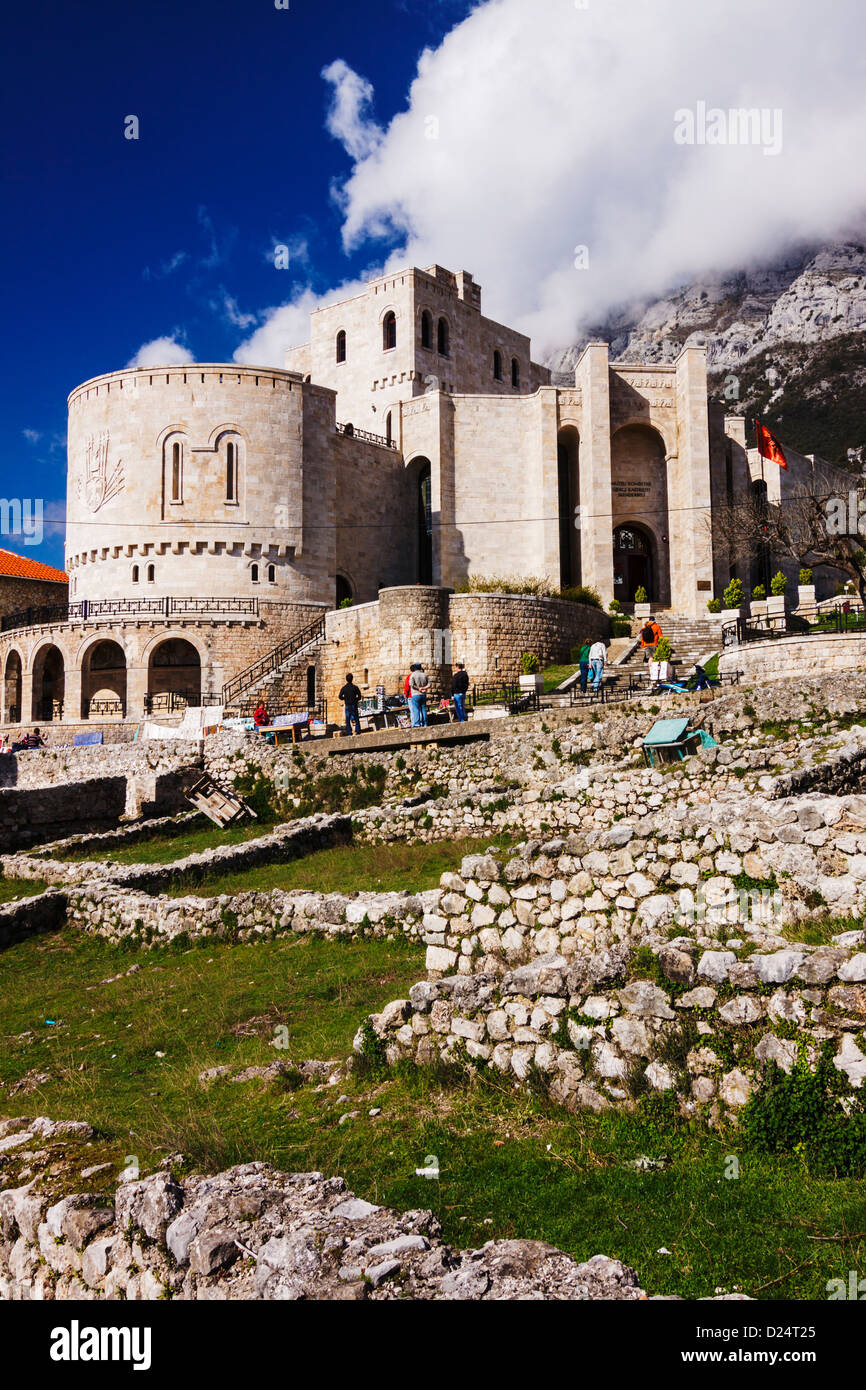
[[0, 549, 68, 584]]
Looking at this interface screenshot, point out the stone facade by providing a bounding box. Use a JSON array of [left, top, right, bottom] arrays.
[[1, 260, 839, 731]]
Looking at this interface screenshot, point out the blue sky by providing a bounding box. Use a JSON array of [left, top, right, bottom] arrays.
[[0, 0, 476, 567], [2, 0, 862, 570]]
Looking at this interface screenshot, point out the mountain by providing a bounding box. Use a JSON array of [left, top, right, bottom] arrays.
[[548, 239, 866, 469]]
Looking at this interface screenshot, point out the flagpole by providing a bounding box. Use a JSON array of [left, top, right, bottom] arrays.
[[757, 416, 770, 591]]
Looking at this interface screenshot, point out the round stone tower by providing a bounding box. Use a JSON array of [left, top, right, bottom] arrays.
[[65, 364, 336, 606]]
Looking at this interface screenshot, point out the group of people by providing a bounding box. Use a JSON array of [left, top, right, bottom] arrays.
[[576, 637, 610, 694], [0, 727, 45, 754], [338, 661, 471, 736]]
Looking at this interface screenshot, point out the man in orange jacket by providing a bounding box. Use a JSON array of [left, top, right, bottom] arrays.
[[639, 616, 663, 662]]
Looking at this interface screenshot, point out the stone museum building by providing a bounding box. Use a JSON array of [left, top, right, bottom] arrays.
[[0, 262, 848, 727]]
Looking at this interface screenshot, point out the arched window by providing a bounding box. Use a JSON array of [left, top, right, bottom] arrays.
[[226, 439, 239, 502], [132, 565, 139, 584], [383, 311, 397, 351], [267, 563, 276, 583], [171, 441, 182, 502], [251, 563, 259, 583], [385, 411, 393, 446], [493, 350, 503, 381], [336, 330, 347, 364], [437, 317, 450, 357], [146, 563, 155, 583], [420, 310, 433, 350], [511, 358, 520, 388]]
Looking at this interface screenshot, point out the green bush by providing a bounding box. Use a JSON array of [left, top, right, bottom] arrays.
[[722, 578, 745, 609], [741, 1047, 866, 1176], [520, 652, 539, 674], [455, 574, 601, 607], [751, 584, 766, 600], [654, 636, 673, 663], [339, 596, 354, 609], [612, 619, 633, 637], [557, 585, 603, 609], [770, 571, 788, 596], [799, 567, 813, 586], [634, 585, 648, 604], [608, 598, 622, 613], [706, 598, 722, 613]]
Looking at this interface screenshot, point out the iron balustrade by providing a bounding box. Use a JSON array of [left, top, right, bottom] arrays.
[[221, 614, 326, 706], [85, 697, 126, 717], [0, 596, 259, 633], [336, 422, 398, 449], [223, 697, 329, 726], [143, 690, 223, 714], [722, 603, 866, 648]]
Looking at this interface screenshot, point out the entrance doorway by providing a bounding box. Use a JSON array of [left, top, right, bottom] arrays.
[[613, 525, 652, 602]]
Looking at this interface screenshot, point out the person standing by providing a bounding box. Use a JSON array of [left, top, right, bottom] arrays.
[[588, 637, 607, 693], [409, 662, 430, 727], [338, 673, 363, 736], [577, 638, 591, 694], [640, 615, 662, 663], [452, 661, 470, 722]]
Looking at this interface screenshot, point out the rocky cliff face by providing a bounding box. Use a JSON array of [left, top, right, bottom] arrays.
[[549, 238, 866, 468]]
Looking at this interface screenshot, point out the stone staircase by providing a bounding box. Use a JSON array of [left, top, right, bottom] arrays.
[[221, 615, 327, 711], [613, 613, 721, 676]]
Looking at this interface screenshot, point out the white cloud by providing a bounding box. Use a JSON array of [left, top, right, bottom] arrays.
[[217, 293, 258, 331], [234, 274, 378, 366], [322, 59, 383, 162], [22, 428, 42, 444], [321, 0, 866, 354], [126, 336, 195, 368]]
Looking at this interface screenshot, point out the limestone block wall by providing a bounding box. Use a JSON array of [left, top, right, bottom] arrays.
[[719, 632, 866, 683], [0, 575, 67, 622], [314, 587, 610, 706]]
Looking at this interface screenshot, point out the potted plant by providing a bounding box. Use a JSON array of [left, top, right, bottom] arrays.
[[750, 582, 768, 619], [633, 585, 651, 620], [767, 570, 789, 623], [706, 598, 722, 614], [518, 651, 544, 692], [649, 635, 673, 683], [722, 577, 745, 617], [798, 566, 815, 611]]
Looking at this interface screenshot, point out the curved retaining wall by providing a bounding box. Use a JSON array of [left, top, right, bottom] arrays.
[[719, 630, 866, 683]]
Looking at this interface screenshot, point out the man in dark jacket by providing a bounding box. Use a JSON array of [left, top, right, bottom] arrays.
[[338, 673, 362, 735], [451, 662, 470, 722]]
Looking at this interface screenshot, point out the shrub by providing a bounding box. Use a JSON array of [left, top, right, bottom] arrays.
[[608, 598, 622, 613], [455, 574, 600, 607], [770, 571, 788, 596], [706, 598, 722, 613], [799, 567, 813, 586], [520, 652, 539, 674], [339, 596, 354, 609], [722, 578, 745, 608], [612, 619, 633, 637], [654, 636, 673, 663], [634, 585, 648, 604], [751, 584, 766, 600], [741, 1046, 866, 1176], [557, 584, 603, 609]]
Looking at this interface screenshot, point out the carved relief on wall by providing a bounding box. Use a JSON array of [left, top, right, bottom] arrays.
[[80, 432, 125, 512], [614, 372, 675, 392]]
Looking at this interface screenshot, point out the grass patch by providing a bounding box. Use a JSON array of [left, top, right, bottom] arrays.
[[542, 663, 580, 693], [53, 819, 278, 866], [0, 876, 50, 905], [1, 924, 864, 1300], [166, 834, 516, 899]]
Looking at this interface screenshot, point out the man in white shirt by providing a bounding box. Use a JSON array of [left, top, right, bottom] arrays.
[[588, 639, 607, 693]]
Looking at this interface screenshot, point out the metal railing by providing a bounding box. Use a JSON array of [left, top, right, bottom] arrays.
[[336, 422, 398, 449], [722, 602, 866, 648], [85, 697, 125, 717], [221, 614, 326, 707], [1, 596, 259, 633], [143, 690, 223, 714]]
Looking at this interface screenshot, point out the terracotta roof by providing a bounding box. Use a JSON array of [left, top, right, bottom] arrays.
[[0, 549, 68, 584]]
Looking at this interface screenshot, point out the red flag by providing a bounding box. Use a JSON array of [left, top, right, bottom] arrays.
[[756, 419, 787, 469]]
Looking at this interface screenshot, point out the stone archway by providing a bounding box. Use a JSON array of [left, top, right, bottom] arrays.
[[146, 637, 202, 713], [611, 424, 671, 606], [81, 638, 127, 719], [31, 644, 65, 722], [4, 650, 22, 724]]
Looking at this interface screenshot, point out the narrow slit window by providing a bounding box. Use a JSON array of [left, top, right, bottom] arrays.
[[132, 565, 139, 584], [383, 311, 397, 351], [146, 564, 155, 583], [511, 358, 520, 388], [493, 350, 502, 381], [251, 563, 259, 583], [171, 441, 182, 501], [438, 317, 449, 356], [267, 564, 276, 583], [336, 330, 347, 364], [226, 441, 238, 501]]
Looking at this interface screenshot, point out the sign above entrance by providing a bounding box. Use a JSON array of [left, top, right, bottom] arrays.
[[613, 481, 653, 499]]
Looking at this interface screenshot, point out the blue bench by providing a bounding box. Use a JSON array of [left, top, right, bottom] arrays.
[[73, 731, 104, 747]]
